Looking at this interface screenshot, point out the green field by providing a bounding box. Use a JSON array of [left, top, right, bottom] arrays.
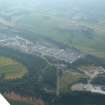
[[0, 56, 28, 80], [10, 100, 32, 105]]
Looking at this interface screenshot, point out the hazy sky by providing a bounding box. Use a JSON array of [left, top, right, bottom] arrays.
[[0, 0, 104, 21], [0, 0, 104, 8]]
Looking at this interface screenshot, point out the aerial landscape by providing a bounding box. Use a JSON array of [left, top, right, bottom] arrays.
[[0, 0, 105, 105]]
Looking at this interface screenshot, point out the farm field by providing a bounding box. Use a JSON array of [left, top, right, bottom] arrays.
[[0, 56, 28, 80]]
